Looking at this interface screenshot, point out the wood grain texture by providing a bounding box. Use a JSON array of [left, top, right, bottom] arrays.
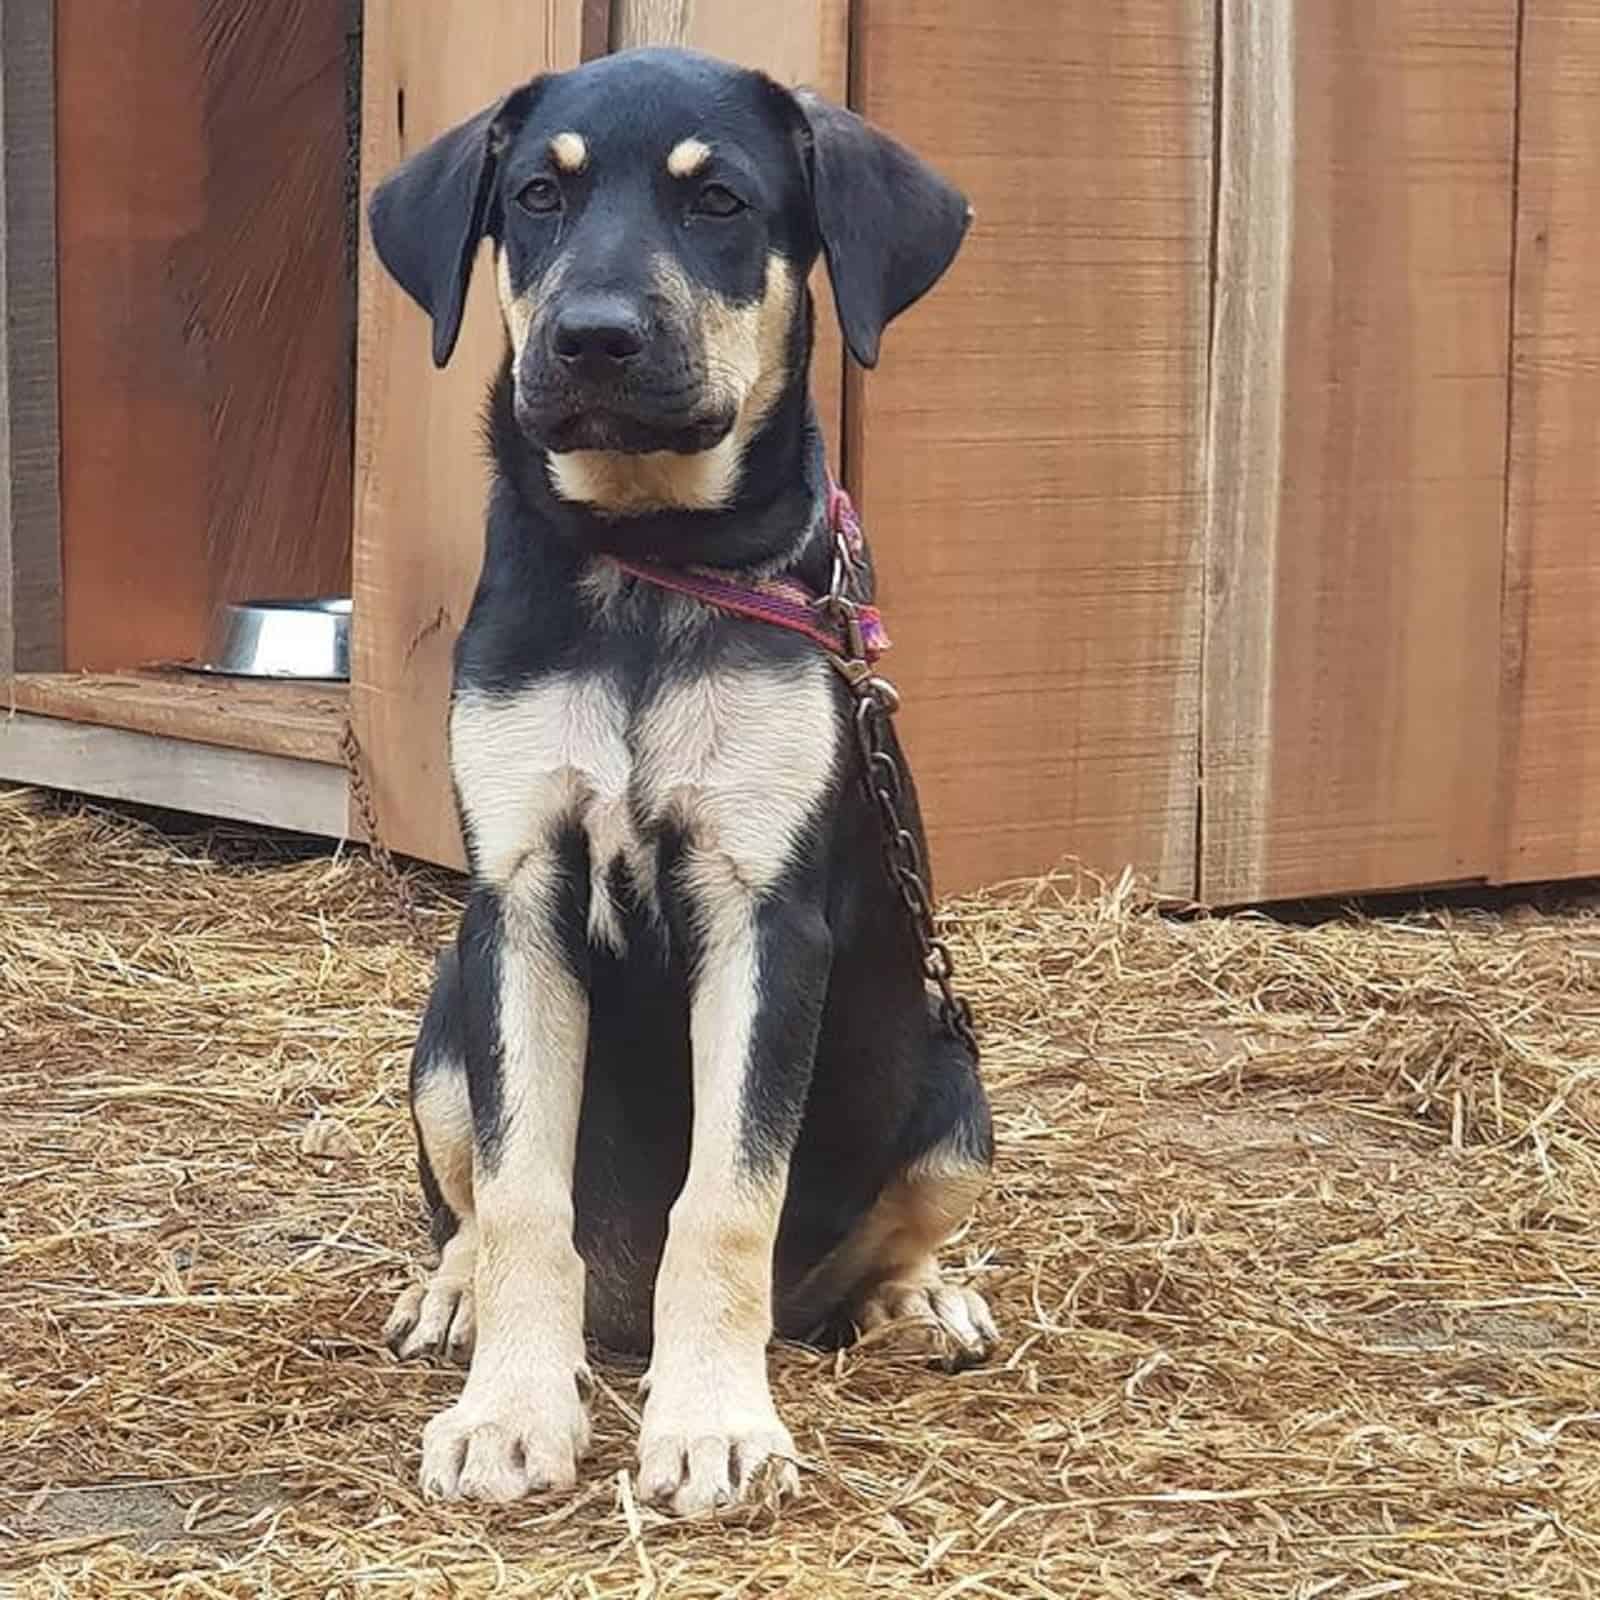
[[1202, 0, 1517, 903], [56, 0, 351, 672], [4, 671, 345, 765], [1497, 2, 1600, 882], [610, 0, 848, 462], [352, 2, 588, 867], [0, 713, 347, 836], [0, 0, 62, 675], [849, 0, 1213, 896]]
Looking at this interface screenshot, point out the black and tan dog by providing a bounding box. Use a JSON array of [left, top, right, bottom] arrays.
[[368, 46, 995, 1517]]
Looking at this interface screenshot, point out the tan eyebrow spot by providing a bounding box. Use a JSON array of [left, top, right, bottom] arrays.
[[666, 137, 711, 179], [550, 132, 588, 173]]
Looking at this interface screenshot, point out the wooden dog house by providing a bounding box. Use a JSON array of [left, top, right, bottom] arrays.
[[3, 0, 1599, 905]]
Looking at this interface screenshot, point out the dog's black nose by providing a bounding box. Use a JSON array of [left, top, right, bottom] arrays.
[[552, 297, 647, 367]]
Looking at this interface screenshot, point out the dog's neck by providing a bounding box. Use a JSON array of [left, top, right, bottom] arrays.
[[486, 298, 830, 580]]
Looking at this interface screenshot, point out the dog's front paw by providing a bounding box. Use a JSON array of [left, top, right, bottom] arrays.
[[420, 1368, 591, 1503], [637, 1387, 799, 1517]]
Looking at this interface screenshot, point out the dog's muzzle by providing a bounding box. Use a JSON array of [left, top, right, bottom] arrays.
[[514, 292, 733, 455]]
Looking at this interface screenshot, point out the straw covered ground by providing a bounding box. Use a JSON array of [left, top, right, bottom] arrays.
[[5, 783, 1600, 1597]]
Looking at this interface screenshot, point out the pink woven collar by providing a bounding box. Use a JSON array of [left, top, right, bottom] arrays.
[[609, 476, 890, 664]]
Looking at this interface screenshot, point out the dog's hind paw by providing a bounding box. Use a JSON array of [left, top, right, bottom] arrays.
[[384, 1274, 476, 1364], [855, 1267, 998, 1371]]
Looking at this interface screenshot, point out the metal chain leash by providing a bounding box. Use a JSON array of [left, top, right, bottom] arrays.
[[338, 718, 433, 955], [819, 541, 981, 1059]]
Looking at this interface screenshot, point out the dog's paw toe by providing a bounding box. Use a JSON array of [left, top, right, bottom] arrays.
[[385, 1276, 476, 1363], [637, 1412, 799, 1518], [857, 1275, 998, 1370], [419, 1386, 590, 1503]]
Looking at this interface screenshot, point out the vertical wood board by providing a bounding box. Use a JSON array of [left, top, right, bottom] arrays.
[[1498, 1, 1600, 881], [849, 0, 1213, 896], [352, 2, 588, 867], [1202, 0, 1517, 903], [0, 0, 61, 676]]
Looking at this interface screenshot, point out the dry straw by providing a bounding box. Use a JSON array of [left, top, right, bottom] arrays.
[[4, 784, 1600, 1597]]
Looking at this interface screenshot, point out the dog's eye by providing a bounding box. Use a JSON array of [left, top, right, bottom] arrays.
[[693, 183, 746, 219], [517, 176, 562, 215]]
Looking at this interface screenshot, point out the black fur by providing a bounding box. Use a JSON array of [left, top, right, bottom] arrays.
[[376, 48, 990, 1356]]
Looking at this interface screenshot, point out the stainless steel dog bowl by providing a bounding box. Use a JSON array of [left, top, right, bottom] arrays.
[[198, 597, 351, 681]]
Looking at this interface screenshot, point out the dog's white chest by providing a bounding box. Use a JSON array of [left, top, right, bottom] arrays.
[[450, 663, 838, 945]]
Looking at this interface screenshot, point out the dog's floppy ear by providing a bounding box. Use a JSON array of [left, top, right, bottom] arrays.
[[792, 89, 971, 369], [368, 84, 538, 368]]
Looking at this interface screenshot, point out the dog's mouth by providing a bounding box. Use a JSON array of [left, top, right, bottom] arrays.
[[514, 355, 737, 457], [530, 402, 736, 456]]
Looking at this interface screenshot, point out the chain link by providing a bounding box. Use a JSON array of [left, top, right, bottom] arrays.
[[338, 718, 432, 955], [821, 548, 980, 1059]]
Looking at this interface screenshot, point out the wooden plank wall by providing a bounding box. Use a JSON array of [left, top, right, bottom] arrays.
[[347, 0, 1600, 898], [1203, 0, 1518, 903], [1498, 2, 1600, 882], [849, 0, 1213, 897], [351, 3, 592, 867], [55, 0, 352, 672]]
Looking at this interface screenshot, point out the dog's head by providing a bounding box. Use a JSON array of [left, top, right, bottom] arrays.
[[368, 48, 969, 515]]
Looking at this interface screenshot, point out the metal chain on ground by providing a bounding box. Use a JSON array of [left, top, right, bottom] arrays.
[[338, 718, 432, 955], [820, 548, 981, 1058]]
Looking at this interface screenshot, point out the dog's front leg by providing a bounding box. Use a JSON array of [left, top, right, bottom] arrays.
[[639, 866, 828, 1515], [419, 867, 591, 1502]]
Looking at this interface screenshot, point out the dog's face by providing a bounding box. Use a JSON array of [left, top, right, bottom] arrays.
[[370, 48, 971, 515], [493, 53, 809, 460]]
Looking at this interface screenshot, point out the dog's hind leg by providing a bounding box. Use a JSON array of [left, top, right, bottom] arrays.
[[384, 947, 479, 1363], [787, 1013, 999, 1369]]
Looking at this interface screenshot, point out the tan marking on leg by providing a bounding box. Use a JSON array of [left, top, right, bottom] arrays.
[[637, 868, 799, 1517], [787, 1137, 998, 1368], [852, 1143, 996, 1367], [666, 136, 711, 178], [387, 1058, 480, 1361], [545, 254, 795, 516], [550, 131, 588, 173], [414, 1063, 473, 1216], [419, 861, 593, 1504]]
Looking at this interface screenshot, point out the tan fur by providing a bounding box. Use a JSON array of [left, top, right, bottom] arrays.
[[666, 136, 711, 178], [546, 252, 796, 515], [385, 1217, 479, 1361], [781, 1135, 994, 1345], [834, 1141, 997, 1368], [417, 856, 594, 1503], [413, 1066, 474, 1215], [496, 249, 565, 361], [550, 131, 588, 173], [637, 883, 800, 1514]]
